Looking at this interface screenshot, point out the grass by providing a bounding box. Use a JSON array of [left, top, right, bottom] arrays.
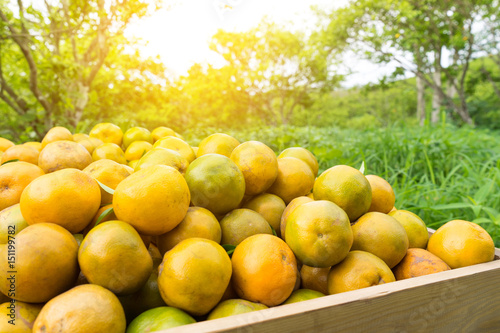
[[184, 123, 500, 246]]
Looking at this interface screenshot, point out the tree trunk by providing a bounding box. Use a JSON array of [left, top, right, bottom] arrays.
[[72, 82, 89, 127], [416, 75, 425, 125], [431, 48, 442, 124]]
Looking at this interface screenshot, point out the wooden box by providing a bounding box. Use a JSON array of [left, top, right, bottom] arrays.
[[159, 231, 500, 333]]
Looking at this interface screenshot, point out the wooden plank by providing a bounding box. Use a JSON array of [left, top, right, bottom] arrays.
[[156, 235, 500, 333]]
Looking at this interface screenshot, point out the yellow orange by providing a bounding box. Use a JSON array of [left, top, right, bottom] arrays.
[[267, 157, 315, 204], [41, 126, 73, 148], [0, 138, 14, 152], [207, 299, 267, 320], [0, 162, 45, 212], [280, 196, 314, 241], [89, 122, 123, 146], [243, 193, 286, 235], [151, 126, 176, 142], [154, 136, 196, 163], [278, 147, 319, 177], [0, 204, 28, 244], [197, 133, 240, 158], [134, 147, 189, 174], [123, 127, 153, 149], [124, 140, 153, 161], [366, 174, 396, 214], [92, 143, 127, 164], [389, 209, 429, 248], [1, 145, 39, 165], [83, 159, 132, 205], [38, 140, 93, 173]]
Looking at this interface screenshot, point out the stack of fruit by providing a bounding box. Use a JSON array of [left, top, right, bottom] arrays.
[[0, 124, 496, 332]]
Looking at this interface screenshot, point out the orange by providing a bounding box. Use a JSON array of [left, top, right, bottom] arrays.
[[243, 193, 286, 234], [79, 220, 153, 295], [38, 140, 93, 173], [327, 250, 396, 294], [0, 161, 45, 211], [154, 136, 196, 163], [157, 206, 221, 256], [392, 248, 450, 280], [0, 137, 14, 152], [151, 126, 176, 142], [365, 175, 396, 214], [280, 196, 314, 240], [20, 168, 101, 233], [0, 301, 43, 333], [23, 141, 42, 152], [89, 122, 123, 146], [282, 289, 325, 304], [0, 223, 79, 303], [92, 143, 127, 164], [351, 212, 409, 268], [124, 140, 153, 161], [123, 126, 153, 149], [76, 137, 104, 155], [307, 192, 314, 199], [207, 299, 268, 320], [313, 165, 372, 221], [157, 238, 232, 316], [126, 307, 196, 332], [73, 133, 89, 142], [0, 204, 28, 244], [220, 208, 273, 246], [1, 144, 39, 165], [32, 284, 126, 333], [300, 265, 330, 295], [427, 220, 495, 269], [389, 210, 429, 248], [197, 133, 240, 158], [285, 200, 353, 268], [128, 159, 140, 169], [185, 154, 245, 215], [231, 234, 297, 307], [41, 126, 73, 148], [83, 159, 132, 205], [230, 141, 279, 196], [267, 157, 315, 204], [278, 147, 319, 177], [134, 147, 189, 174], [113, 165, 190, 236]]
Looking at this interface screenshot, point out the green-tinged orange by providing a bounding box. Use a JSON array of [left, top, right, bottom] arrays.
[[0, 223, 79, 303], [157, 206, 221, 256], [313, 165, 372, 221], [185, 154, 245, 215], [366, 175, 396, 214], [280, 196, 314, 241], [300, 265, 330, 295], [389, 209, 429, 248], [78, 220, 153, 295], [351, 212, 409, 268], [285, 200, 353, 268], [126, 307, 196, 333], [157, 238, 232, 316], [113, 165, 190, 236], [123, 127, 153, 150], [243, 193, 286, 235], [32, 284, 126, 333], [282, 289, 325, 304], [278, 147, 319, 177], [207, 299, 268, 320], [220, 208, 273, 246]]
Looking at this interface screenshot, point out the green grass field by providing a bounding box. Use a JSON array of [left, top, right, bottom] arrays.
[[186, 124, 500, 246]]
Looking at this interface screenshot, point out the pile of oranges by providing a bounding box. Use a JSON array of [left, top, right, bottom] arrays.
[[0, 124, 497, 332]]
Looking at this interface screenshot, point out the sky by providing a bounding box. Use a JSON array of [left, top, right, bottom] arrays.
[[125, 0, 395, 87]]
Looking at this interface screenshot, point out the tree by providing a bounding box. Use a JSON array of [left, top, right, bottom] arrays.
[[319, 0, 495, 125], [0, 0, 160, 140], [209, 20, 341, 126]]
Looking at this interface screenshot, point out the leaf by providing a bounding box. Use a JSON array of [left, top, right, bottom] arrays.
[[94, 207, 114, 227], [430, 202, 472, 210], [95, 179, 115, 195], [270, 224, 277, 237], [359, 161, 365, 174], [222, 244, 236, 257], [1, 159, 19, 165]]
